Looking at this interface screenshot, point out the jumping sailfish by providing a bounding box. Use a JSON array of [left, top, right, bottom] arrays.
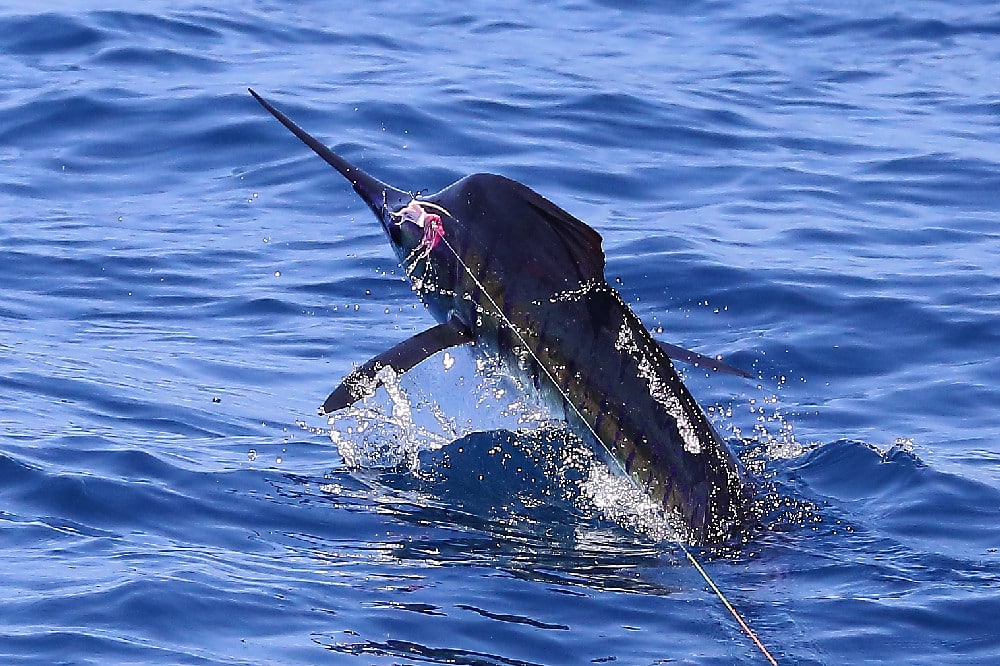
[[248, 89, 756, 546]]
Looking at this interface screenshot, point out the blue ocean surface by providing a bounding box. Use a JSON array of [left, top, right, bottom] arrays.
[[2, 1, 999, 664]]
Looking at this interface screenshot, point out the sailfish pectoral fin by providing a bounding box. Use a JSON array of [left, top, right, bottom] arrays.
[[319, 316, 473, 415], [656, 340, 753, 379]]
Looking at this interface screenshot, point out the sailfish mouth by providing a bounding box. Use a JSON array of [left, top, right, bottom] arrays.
[[248, 88, 411, 234]]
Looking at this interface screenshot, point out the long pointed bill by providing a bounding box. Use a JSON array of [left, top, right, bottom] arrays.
[[248, 88, 411, 229]]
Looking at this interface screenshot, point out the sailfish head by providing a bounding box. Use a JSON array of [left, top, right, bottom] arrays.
[[248, 89, 461, 312]]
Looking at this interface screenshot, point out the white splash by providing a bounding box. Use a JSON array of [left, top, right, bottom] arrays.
[[579, 463, 684, 543], [326, 365, 451, 471]]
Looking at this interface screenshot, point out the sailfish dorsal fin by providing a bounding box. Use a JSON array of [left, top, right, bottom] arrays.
[[433, 173, 606, 283]]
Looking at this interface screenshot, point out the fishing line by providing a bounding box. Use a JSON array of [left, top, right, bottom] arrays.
[[682, 547, 778, 665], [415, 218, 778, 665]]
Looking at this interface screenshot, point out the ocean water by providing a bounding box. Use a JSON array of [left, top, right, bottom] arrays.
[[2, 1, 999, 664]]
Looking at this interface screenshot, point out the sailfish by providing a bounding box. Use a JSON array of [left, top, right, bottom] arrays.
[[250, 89, 754, 544]]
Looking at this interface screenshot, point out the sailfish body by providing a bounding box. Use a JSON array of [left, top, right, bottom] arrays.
[[250, 89, 753, 544]]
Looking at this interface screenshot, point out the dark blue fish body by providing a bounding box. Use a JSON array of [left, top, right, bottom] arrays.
[[251, 90, 753, 544]]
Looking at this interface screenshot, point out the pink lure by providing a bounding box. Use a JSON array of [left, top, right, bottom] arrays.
[[421, 212, 444, 252]]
